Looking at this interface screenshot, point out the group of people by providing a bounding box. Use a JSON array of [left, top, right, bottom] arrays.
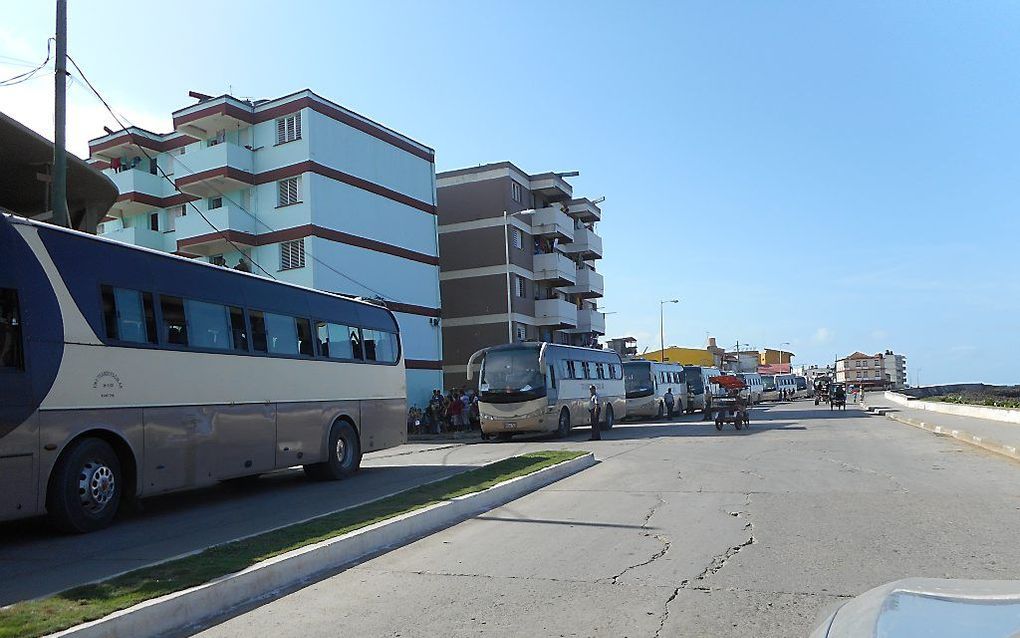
[[407, 388, 480, 435]]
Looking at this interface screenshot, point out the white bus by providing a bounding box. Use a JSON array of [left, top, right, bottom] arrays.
[[0, 215, 406, 532], [776, 374, 798, 399], [623, 360, 688, 419], [468, 343, 626, 439], [736, 373, 765, 404]]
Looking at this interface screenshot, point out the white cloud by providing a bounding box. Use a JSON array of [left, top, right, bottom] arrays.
[[811, 327, 833, 344]]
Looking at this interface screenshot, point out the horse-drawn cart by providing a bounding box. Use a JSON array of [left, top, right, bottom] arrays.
[[708, 375, 751, 431]]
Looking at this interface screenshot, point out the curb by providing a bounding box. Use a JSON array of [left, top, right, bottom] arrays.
[[47, 453, 597, 638], [864, 403, 1020, 464]]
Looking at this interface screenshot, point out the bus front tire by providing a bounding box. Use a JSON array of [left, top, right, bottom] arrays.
[[556, 409, 571, 438], [304, 420, 361, 481], [47, 437, 123, 534]]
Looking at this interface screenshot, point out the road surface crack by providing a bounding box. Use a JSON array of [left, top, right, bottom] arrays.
[[686, 494, 756, 585], [606, 494, 670, 585], [823, 457, 909, 492], [653, 586, 681, 638]]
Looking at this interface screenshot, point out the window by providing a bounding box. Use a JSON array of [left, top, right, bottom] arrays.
[[208, 197, 223, 210], [253, 312, 313, 356], [277, 176, 301, 207], [184, 299, 247, 351], [275, 114, 302, 145], [566, 360, 577, 379], [280, 239, 306, 270], [149, 212, 159, 232], [316, 322, 360, 360], [363, 329, 398, 363], [613, 364, 623, 379], [0, 288, 24, 369], [512, 228, 523, 250], [514, 275, 525, 298], [581, 361, 591, 379], [160, 296, 188, 346], [596, 363, 606, 379], [166, 205, 186, 232], [515, 325, 527, 341], [511, 181, 522, 203], [101, 286, 156, 344]]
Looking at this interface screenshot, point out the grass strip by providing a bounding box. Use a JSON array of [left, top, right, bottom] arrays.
[[0, 450, 585, 638]]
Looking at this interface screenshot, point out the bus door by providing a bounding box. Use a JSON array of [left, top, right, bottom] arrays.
[[546, 363, 559, 405], [0, 287, 31, 416], [0, 286, 38, 519]]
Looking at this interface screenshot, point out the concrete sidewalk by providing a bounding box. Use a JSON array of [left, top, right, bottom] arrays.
[[862, 394, 1020, 464]]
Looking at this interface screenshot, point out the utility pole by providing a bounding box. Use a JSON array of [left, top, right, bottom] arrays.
[[52, 0, 69, 228], [659, 299, 678, 362]]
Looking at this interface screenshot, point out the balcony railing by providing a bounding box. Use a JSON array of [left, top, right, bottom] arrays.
[[532, 252, 576, 285], [534, 298, 578, 328], [530, 206, 573, 241], [175, 203, 257, 245], [574, 308, 606, 334], [559, 266, 604, 298], [560, 226, 603, 259], [173, 142, 254, 197], [101, 225, 168, 252]]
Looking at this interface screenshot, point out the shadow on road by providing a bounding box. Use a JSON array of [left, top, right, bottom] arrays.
[[0, 463, 475, 606]]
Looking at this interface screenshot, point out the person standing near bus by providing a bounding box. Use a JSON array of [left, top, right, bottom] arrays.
[[664, 387, 675, 420], [589, 385, 602, 441]]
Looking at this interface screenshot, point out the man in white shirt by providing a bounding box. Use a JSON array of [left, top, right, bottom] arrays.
[[588, 385, 602, 441]]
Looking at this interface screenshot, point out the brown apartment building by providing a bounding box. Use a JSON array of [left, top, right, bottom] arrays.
[[437, 162, 606, 389]]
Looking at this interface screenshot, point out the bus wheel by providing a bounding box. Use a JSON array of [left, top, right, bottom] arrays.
[[47, 437, 123, 533], [602, 405, 615, 431], [304, 420, 361, 481], [556, 409, 571, 438]]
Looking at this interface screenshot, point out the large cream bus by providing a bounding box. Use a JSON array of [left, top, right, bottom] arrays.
[[468, 343, 626, 440]]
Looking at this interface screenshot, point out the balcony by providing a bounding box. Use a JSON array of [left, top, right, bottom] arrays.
[[534, 298, 577, 328], [174, 203, 257, 256], [566, 198, 602, 222], [559, 266, 604, 298], [529, 173, 572, 202], [173, 142, 254, 197], [532, 251, 576, 286], [564, 308, 606, 335], [530, 206, 573, 241], [101, 225, 167, 252], [108, 168, 166, 216], [560, 226, 603, 259]]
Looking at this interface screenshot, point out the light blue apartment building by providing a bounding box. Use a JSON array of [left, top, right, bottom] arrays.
[[88, 90, 442, 407]]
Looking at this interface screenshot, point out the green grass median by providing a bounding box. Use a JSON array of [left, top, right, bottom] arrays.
[[0, 450, 586, 638]]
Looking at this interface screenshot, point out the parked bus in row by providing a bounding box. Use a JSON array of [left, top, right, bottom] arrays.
[[623, 360, 688, 420], [736, 372, 765, 404], [683, 365, 724, 415], [0, 215, 406, 532], [467, 343, 626, 439]]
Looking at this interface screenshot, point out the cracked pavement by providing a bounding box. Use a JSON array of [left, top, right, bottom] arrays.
[[192, 401, 1020, 637]]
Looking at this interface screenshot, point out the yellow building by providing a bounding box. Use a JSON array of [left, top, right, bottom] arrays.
[[639, 347, 715, 366], [759, 348, 795, 366]]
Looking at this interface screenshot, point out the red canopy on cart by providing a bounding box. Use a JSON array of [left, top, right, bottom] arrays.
[[709, 375, 746, 390]]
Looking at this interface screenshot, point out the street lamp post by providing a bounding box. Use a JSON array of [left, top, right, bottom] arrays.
[[780, 341, 791, 371], [659, 299, 679, 362]]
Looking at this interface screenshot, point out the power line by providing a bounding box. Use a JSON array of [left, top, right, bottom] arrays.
[[66, 55, 276, 279], [0, 38, 53, 86], [67, 55, 402, 303]]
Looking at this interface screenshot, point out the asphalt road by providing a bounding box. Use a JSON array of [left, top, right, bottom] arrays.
[[187, 400, 1020, 638]]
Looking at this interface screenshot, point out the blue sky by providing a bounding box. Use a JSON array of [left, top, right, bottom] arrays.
[[2, 1, 1018, 384]]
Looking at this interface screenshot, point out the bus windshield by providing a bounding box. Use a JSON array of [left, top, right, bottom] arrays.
[[684, 367, 705, 394], [479, 347, 546, 403], [761, 375, 776, 390], [624, 362, 654, 398]]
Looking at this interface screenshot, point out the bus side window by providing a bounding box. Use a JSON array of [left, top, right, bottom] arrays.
[[160, 296, 189, 346], [101, 285, 157, 344], [249, 310, 268, 352], [548, 365, 556, 389], [566, 360, 577, 379], [581, 361, 591, 379], [0, 288, 24, 370]]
